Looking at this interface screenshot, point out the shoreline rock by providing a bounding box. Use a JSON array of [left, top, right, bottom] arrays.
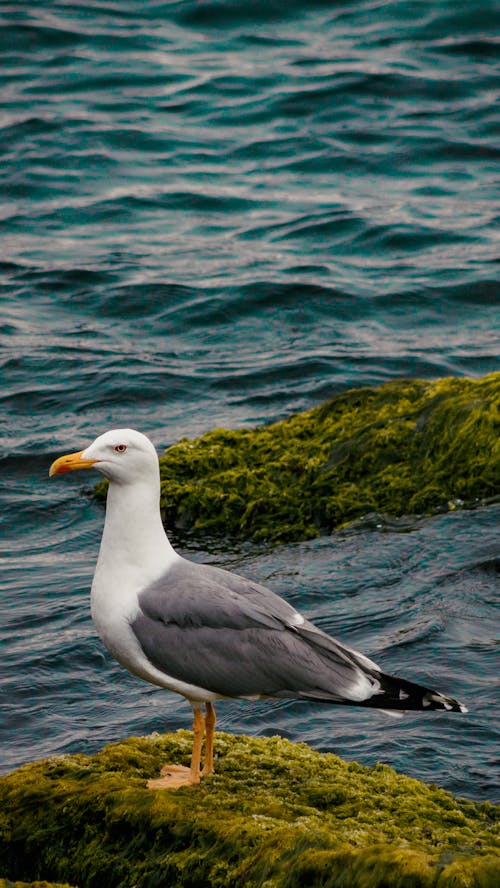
[[95, 373, 500, 545], [1, 732, 498, 887]]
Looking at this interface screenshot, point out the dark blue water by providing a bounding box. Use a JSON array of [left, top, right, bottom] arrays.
[[1, 1, 498, 802]]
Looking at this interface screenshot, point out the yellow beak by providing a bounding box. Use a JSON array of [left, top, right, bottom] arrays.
[[49, 450, 97, 477]]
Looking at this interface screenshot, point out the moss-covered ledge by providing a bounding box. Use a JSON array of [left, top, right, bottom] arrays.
[[0, 732, 498, 888], [0, 881, 76, 887], [94, 373, 500, 544], [0, 882, 76, 888]]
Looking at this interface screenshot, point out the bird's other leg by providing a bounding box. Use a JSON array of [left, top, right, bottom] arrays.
[[201, 701, 216, 777], [189, 705, 205, 784]]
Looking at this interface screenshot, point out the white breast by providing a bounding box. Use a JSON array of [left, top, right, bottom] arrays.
[[88, 473, 219, 703], [91, 563, 219, 703]]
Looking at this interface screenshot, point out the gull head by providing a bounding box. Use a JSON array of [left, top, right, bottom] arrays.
[[49, 428, 160, 486]]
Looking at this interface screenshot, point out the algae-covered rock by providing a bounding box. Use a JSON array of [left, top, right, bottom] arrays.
[[94, 372, 500, 544], [0, 882, 76, 888], [0, 732, 498, 887]]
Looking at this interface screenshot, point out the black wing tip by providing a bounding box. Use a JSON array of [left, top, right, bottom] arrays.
[[362, 673, 468, 714], [421, 691, 468, 714]]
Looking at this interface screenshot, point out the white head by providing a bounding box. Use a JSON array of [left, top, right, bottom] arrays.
[[49, 428, 160, 486]]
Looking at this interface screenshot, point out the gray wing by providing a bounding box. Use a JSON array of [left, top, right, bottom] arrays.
[[131, 557, 379, 701]]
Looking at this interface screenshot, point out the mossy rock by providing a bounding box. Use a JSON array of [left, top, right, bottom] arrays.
[[0, 882, 76, 888], [1, 732, 498, 887], [94, 373, 500, 544]]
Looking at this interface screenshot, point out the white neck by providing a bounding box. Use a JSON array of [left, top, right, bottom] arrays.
[[94, 477, 179, 593]]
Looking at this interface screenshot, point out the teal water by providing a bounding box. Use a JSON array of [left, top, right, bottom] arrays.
[[1, 1, 499, 802]]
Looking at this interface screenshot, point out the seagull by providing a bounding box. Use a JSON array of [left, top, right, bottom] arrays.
[[49, 428, 466, 788]]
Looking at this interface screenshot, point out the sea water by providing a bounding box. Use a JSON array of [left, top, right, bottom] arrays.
[[1, 1, 498, 802]]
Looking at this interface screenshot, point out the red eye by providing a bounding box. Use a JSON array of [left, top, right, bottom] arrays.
[[114, 444, 127, 453]]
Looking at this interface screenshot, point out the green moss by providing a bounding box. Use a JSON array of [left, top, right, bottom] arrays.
[[1, 733, 498, 887], [0, 882, 76, 888], [94, 373, 500, 544]]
